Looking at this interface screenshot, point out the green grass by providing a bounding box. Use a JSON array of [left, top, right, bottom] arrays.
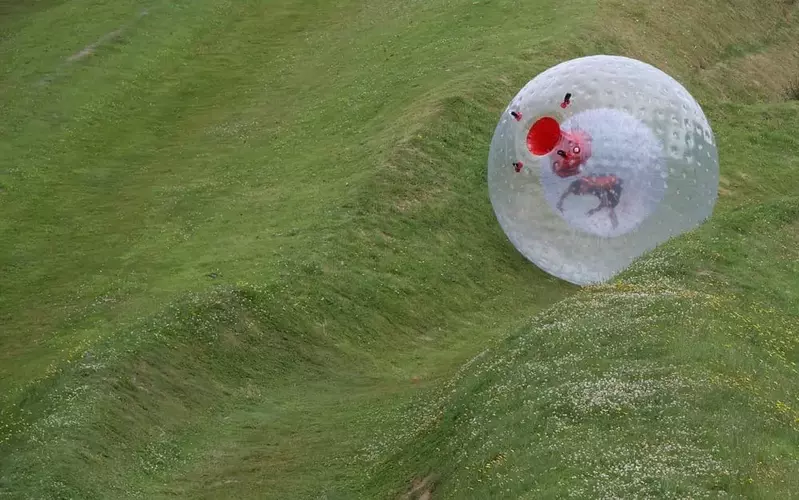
[[1, 0, 799, 498], [0, 0, 575, 396]]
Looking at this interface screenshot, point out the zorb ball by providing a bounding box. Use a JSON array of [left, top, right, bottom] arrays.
[[487, 55, 718, 285]]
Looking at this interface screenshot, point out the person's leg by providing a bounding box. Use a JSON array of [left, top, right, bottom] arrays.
[[606, 184, 620, 228], [586, 189, 608, 216], [607, 177, 623, 204]]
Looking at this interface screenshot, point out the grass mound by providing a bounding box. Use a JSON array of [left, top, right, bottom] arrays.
[[363, 202, 799, 497]]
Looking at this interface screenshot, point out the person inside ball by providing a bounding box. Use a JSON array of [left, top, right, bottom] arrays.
[[556, 174, 624, 229]]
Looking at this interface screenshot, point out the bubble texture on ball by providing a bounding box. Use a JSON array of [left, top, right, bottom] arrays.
[[487, 55, 718, 285]]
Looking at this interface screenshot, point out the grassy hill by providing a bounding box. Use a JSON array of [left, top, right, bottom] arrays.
[[1, 0, 798, 498]]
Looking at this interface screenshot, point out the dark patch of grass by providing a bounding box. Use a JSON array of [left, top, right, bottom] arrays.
[[785, 78, 799, 101]]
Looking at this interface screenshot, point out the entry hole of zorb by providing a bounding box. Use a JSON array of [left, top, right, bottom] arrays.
[[527, 117, 562, 156]]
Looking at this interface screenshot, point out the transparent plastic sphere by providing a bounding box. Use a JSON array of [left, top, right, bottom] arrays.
[[487, 55, 719, 285]]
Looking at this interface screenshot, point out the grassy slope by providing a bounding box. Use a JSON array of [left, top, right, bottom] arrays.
[[360, 1, 799, 498], [1, 0, 582, 498], [1, 0, 798, 499]]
